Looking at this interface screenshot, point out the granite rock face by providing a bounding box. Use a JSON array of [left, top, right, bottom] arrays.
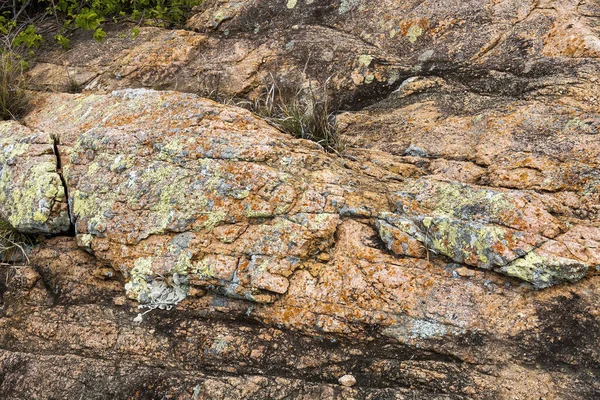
[[0, 122, 70, 234], [20, 89, 596, 298], [0, 88, 597, 398], [1, 0, 599, 398]]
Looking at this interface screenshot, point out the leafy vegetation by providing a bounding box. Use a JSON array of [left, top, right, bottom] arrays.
[[0, 0, 201, 120], [1, 0, 202, 51]]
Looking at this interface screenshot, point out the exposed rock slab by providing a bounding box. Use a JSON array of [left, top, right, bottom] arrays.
[[1, 234, 600, 398], [21, 89, 597, 302], [0, 90, 595, 398]]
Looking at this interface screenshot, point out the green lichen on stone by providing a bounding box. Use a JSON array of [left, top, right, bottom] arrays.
[[500, 252, 588, 289], [286, 0, 297, 8], [245, 205, 274, 218], [109, 154, 135, 172], [124, 257, 154, 301], [87, 162, 100, 175], [339, 0, 361, 14], [407, 25, 423, 43], [128, 164, 190, 232], [376, 220, 397, 250], [169, 251, 194, 276], [78, 233, 94, 248], [564, 118, 587, 130], [388, 70, 400, 85], [1, 141, 28, 160], [409, 181, 515, 224], [203, 211, 226, 231], [420, 216, 515, 268], [0, 139, 68, 233], [193, 259, 216, 279], [288, 213, 336, 231], [358, 54, 374, 67], [233, 189, 250, 200], [71, 186, 117, 234], [380, 214, 425, 241]]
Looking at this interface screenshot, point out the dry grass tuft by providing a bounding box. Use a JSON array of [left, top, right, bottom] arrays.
[[0, 218, 31, 265], [249, 75, 345, 154], [0, 52, 30, 121]]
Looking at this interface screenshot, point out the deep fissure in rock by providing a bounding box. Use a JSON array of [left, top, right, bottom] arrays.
[[51, 134, 76, 237]]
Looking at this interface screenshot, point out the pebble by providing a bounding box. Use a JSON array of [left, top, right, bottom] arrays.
[[338, 374, 356, 387]]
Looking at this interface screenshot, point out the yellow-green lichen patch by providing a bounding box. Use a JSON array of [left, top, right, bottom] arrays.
[[171, 251, 193, 276], [406, 181, 514, 225], [244, 203, 275, 218], [419, 216, 539, 269], [193, 258, 217, 279], [78, 233, 94, 248], [109, 154, 135, 173], [398, 180, 561, 237], [124, 257, 155, 301], [500, 251, 588, 289], [358, 54, 374, 67], [339, 0, 361, 14], [1, 141, 28, 160], [70, 187, 118, 236], [87, 162, 100, 175], [407, 25, 423, 43], [126, 164, 193, 235], [202, 211, 226, 232], [0, 140, 69, 234]]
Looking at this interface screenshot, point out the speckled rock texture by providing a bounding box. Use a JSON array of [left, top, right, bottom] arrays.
[[0, 87, 597, 399], [0, 122, 70, 234], [1, 0, 599, 398]]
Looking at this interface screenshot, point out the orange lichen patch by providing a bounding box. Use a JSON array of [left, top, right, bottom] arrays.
[[114, 30, 207, 83], [396, 18, 432, 37], [543, 23, 600, 58], [428, 18, 463, 37], [213, 223, 248, 243]]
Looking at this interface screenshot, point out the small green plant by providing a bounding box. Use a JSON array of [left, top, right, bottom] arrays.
[[0, 51, 29, 120], [0, 218, 31, 264], [250, 75, 345, 154]]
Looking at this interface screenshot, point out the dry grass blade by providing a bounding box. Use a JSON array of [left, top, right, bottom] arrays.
[[250, 74, 345, 154], [0, 218, 31, 265], [0, 51, 30, 121]]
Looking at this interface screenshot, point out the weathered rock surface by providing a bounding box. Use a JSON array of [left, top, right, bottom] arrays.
[[29, 0, 600, 109], [0, 86, 597, 398], [0, 122, 69, 234], [22, 89, 598, 292], [1, 0, 599, 398]]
